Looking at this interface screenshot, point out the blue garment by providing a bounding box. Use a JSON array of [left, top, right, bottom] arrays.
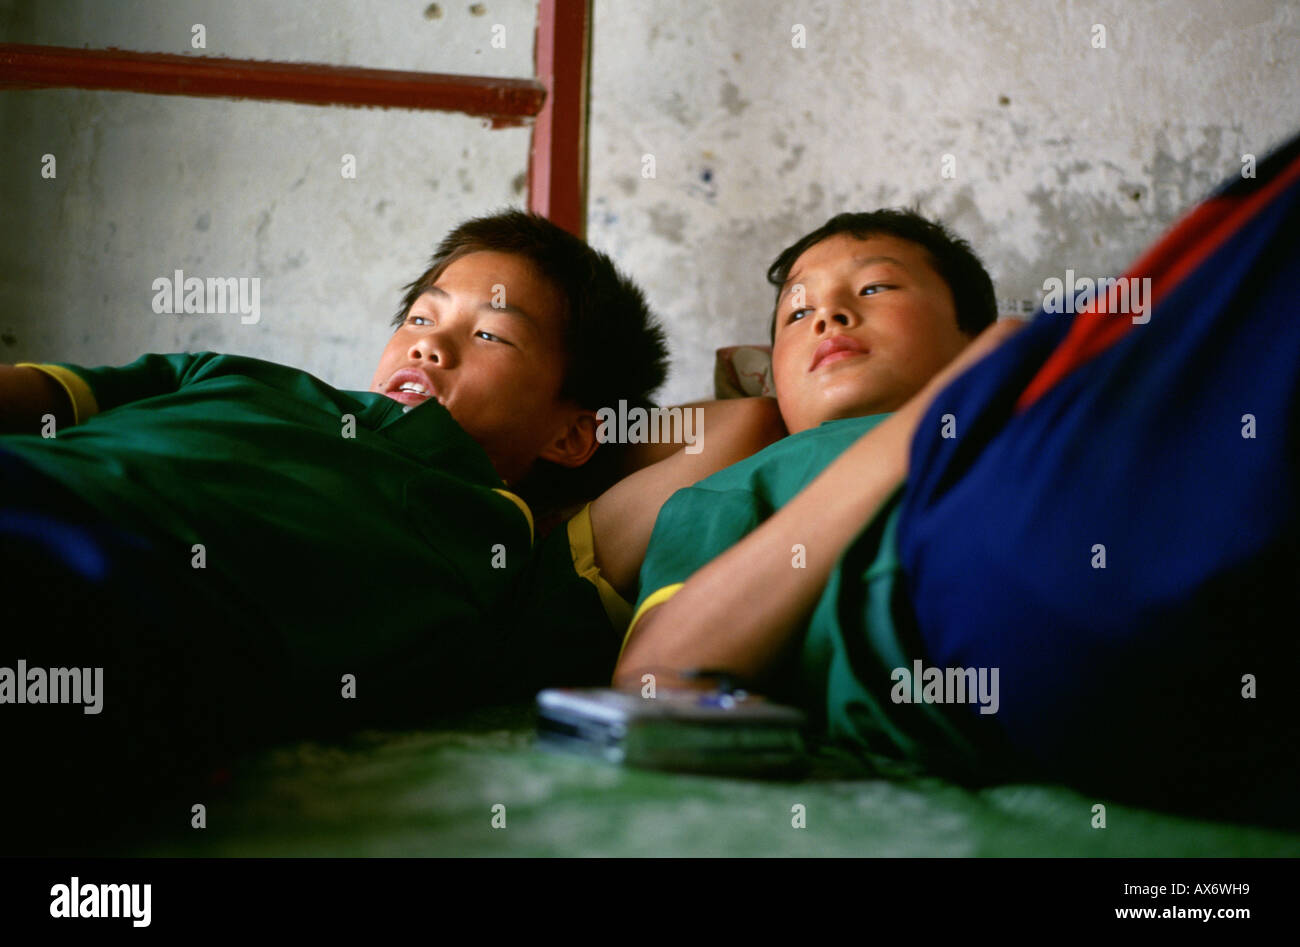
[[894, 132, 1300, 817]]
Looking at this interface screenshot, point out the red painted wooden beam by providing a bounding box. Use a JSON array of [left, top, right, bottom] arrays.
[[528, 0, 591, 237], [0, 42, 545, 125]]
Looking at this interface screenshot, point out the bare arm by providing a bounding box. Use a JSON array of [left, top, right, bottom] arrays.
[[589, 397, 787, 601], [610, 398, 782, 475], [613, 319, 1027, 689], [0, 364, 74, 434]]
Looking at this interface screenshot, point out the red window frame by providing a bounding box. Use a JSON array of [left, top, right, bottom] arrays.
[[0, 0, 591, 237]]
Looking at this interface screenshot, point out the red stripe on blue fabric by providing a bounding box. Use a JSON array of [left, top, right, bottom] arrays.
[[1016, 149, 1300, 412]]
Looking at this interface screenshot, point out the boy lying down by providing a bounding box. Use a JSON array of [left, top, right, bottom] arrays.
[[0, 210, 784, 829], [619, 134, 1300, 824], [616, 208, 1020, 756]]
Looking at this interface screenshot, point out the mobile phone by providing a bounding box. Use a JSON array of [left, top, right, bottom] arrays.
[[535, 687, 808, 777]]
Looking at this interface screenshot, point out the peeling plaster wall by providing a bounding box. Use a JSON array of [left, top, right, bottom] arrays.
[[2, 1, 1297, 406], [588, 0, 1300, 403], [0, 0, 536, 390]]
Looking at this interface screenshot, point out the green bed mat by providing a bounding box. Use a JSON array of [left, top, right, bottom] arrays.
[[125, 705, 1300, 858]]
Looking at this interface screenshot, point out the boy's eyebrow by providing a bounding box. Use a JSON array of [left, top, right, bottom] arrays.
[[419, 285, 538, 327], [852, 254, 908, 270], [778, 255, 909, 305]]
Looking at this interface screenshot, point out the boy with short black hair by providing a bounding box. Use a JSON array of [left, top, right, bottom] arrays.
[[617, 207, 1020, 773], [620, 134, 1300, 825], [386, 209, 673, 513], [0, 209, 783, 841], [765, 208, 997, 342]]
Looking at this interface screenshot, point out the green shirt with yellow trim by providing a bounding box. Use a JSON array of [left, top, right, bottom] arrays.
[[4, 352, 622, 724], [629, 413, 1006, 776], [630, 415, 893, 635]]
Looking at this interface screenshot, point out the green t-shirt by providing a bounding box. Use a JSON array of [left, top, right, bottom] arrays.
[[632, 413, 1006, 777], [5, 352, 619, 725], [633, 415, 893, 612]]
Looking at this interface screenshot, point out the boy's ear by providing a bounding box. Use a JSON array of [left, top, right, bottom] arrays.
[[538, 408, 599, 469]]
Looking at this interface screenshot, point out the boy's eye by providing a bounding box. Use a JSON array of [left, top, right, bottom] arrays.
[[476, 330, 511, 344], [860, 283, 891, 296], [410, 314, 432, 326], [787, 308, 811, 324]]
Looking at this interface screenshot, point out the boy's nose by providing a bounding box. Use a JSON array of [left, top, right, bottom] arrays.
[[409, 333, 453, 367], [813, 310, 855, 333]]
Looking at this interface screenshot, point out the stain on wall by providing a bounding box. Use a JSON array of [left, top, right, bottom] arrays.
[[588, 0, 1300, 402]]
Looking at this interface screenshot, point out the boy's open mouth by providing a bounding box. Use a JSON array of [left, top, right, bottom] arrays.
[[384, 368, 444, 406], [809, 335, 869, 371]]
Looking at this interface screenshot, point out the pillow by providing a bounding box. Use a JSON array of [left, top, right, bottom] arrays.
[[714, 345, 774, 398]]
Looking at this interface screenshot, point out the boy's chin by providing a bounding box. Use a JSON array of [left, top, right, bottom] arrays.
[[783, 391, 895, 433]]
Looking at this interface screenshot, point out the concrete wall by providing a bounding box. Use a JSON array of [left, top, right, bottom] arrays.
[[2, 1, 1298, 403], [0, 0, 537, 390], [587, 0, 1300, 403]]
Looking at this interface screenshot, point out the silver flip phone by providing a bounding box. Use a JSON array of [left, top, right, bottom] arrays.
[[535, 687, 808, 776]]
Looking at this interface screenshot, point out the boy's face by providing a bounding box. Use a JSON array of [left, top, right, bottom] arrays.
[[370, 250, 594, 483], [770, 233, 971, 433]]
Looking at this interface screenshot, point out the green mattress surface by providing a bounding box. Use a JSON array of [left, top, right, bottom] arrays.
[[120, 706, 1299, 858]]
